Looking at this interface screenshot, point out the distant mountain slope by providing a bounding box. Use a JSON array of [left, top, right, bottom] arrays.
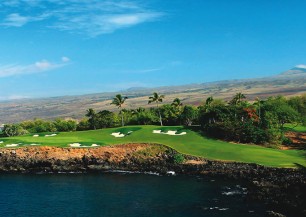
[[278, 65, 306, 76], [0, 66, 305, 123]]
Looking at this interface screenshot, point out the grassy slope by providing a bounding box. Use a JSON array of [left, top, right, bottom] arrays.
[[0, 125, 305, 168], [284, 124, 306, 133]]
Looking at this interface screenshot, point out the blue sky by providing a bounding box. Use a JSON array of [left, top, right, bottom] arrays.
[[0, 0, 306, 100]]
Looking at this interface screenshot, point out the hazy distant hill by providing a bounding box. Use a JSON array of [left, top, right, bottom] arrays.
[[278, 66, 306, 76], [0, 66, 305, 123]]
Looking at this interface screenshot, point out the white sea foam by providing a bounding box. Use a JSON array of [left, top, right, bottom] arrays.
[[222, 190, 241, 195], [208, 207, 229, 211], [166, 171, 176, 175], [222, 185, 247, 195]]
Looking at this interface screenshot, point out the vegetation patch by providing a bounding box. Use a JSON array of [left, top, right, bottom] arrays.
[[133, 145, 168, 160], [173, 153, 185, 164]]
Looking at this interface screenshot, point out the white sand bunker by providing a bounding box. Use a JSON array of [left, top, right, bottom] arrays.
[[0, 141, 3, 144], [111, 131, 133, 138], [30, 144, 39, 146], [33, 134, 39, 137], [5, 144, 19, 147], [45, 134, 57, 137], [153, 130, 187, 136], [69, 143, 100, 147], [69, 143, 82, 147]]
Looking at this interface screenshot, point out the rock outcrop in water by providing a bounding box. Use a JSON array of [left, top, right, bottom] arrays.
[[0, 144, 305, 217]]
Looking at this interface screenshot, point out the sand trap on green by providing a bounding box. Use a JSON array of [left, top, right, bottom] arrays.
[[0, 125, 305, 168], [69, 143, 100, 147], [5, 143, 40, 147], [153, 130, 187, 135]]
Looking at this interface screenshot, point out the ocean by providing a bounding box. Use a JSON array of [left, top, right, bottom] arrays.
[[0, 172, 265, 217]]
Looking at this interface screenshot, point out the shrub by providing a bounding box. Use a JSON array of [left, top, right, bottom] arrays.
[[173, 153, 185, 164], [282, 136, 293, 146]]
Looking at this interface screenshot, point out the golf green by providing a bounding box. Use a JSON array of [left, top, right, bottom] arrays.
[[0, 125, 305, 168]]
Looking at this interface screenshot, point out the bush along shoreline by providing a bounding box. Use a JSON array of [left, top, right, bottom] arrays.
[[0, 144, 305, 217]]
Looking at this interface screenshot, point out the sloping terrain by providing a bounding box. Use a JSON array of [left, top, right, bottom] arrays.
[[0, 67, 305, 123]]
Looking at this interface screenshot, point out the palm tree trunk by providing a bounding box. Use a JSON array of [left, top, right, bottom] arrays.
[[157, 103, 163, 126], [159, 111, 163, 126], [258, 106, 261, 123], [121, 110, 124, 126]]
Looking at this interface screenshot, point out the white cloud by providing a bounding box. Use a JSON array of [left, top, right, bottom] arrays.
[[61, 56, 70, 62], [0, 0, 164, 36], [122, 68, 163, 74], [1, 12, 50, 27], [0, 0, 20, 7], [107, 13, 160, 25], [0, 58, 69, 78], [2, 13, 30, 27], [295, 64, 306, 69]]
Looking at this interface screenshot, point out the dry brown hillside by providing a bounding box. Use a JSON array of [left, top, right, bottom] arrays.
[[0, 68, 305, 123]]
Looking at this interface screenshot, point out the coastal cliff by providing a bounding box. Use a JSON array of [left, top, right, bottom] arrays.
[[0, 144, 305, 217]]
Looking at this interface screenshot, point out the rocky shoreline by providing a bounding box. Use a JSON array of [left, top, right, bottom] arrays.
[[0, 143, 305, 217]]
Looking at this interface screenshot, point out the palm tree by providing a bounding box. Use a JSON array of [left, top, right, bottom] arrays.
[[253, 97, 263, 123], [171, 98, 183, 124], [171, 98, 183, 108], [86, 108, 96, 130], [148, 92, 165, 126], [131, 107, 145, 115], [111, 94, 128, 126], [172, 98, 183, 113], [204, 96, 215, 123], [205, 96, 214, 106], [131, 107, 146, 125], [230, 92, 246, 105]]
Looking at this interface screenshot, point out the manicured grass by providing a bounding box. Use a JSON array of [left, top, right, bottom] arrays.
[[0, 125, 305, 168], [284, 124, 306, 133]]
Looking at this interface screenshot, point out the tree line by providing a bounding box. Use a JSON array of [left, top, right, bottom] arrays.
[[1, 92, 305, 146]]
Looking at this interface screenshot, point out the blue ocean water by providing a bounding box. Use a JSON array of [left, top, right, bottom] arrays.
[[0, 173, 265, 217]]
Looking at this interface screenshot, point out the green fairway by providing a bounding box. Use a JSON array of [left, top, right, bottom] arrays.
[[284, 124, 306, 133], [0, 125, 305, 168]]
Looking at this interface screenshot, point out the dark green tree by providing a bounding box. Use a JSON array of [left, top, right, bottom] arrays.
[[205, 96, 214, 107], [111, 94, 128, 127], [96, 110, 116, 128], [86, 108, 97, 130], [230, 92, 246, 105], [181, 105, 198, 126], [3, 124, 28, 137], [148, 92, 165, 126]]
